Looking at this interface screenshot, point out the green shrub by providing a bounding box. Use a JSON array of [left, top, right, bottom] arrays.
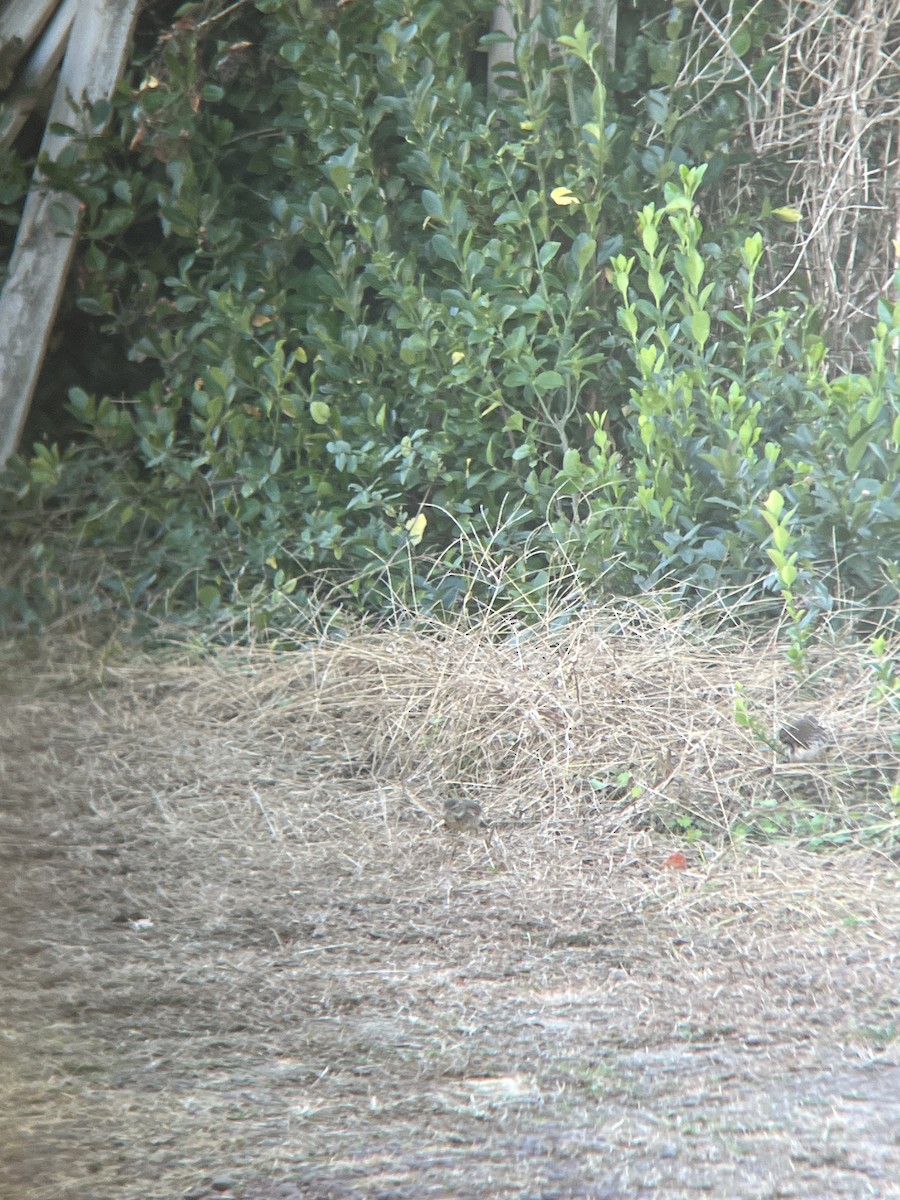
[[557, 169, 900, 618], [1, 0, 898, 630]]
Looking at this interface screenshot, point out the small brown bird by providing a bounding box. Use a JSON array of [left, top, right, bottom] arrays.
[[778, 713, 834, 762], [443, 796, 486, 834]]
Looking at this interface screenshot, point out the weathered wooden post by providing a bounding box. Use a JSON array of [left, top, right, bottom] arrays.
[[0, 0, 140, 470]]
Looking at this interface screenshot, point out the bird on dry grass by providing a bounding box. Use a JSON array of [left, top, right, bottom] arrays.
[[443, 796, 487, 834], [778, 713, 834, 762]]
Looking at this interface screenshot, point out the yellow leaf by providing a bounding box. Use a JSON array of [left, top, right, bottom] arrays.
[[550, 186, 580, 207], [771, 206, 802, 224], [405, 513, 427, 545], [451, 350, 465, 365], [519, 120, 534, 131]]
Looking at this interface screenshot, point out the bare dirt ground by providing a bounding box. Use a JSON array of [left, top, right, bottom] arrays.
[[1, 608, 898, 1200]]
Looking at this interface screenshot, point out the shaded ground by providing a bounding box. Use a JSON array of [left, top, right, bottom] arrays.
[[1, 613, 898, 1199]]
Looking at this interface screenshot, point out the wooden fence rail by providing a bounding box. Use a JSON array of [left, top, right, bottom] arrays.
[[0, 0, 140, 470]]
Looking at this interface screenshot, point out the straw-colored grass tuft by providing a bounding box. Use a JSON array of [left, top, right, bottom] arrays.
[[1, 600, 898, 1200]]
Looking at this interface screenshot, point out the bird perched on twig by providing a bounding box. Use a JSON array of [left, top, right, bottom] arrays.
[[778, 713, 834, 762], [443, 796, 488, 834]]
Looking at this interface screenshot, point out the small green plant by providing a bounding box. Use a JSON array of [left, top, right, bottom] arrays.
[[732, 683, 780, 754], [588, 768, 642, 800], [759, 488, 813, 672], [867, 635, 900, 807], [866, 634, 899, 709]]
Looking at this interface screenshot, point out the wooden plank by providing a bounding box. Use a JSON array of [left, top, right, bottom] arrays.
[[0, 0, 61, 88], [594, 0, 617, 76], [0, 0, 141, 470], [487, 1, 517, 97], [0, 0, 78, 148]]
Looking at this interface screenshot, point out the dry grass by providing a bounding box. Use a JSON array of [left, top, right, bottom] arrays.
[[1, 602, 898, 1199], [677, 0, 900, 361]]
